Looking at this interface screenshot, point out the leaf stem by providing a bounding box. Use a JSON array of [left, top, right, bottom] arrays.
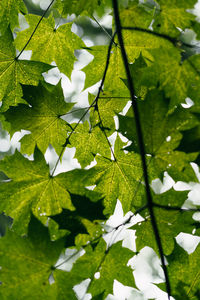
[[112, 0, 171, 298]]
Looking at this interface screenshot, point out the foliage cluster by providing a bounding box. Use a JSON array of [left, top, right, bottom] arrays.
[[1, 0, 200, 299]]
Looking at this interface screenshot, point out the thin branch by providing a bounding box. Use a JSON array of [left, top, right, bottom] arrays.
[[153, 203, 200, 212], [16, 0, 55, 59], [91, 15, 118, 46], [54, 250, 80, 269], [96, 106, 117, 161], [113, 204, 148, 232], [112, 0, 171, 299], [51, 33, 116, 176], [122, 26, 199, 49]]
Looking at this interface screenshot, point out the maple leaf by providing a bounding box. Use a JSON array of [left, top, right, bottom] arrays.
[[0, 215, 64, 300], [89, 92, 129, 134], [120, 0, 153, 28], [83, 30, 172, 95], [118, 89, 198, 179], [69, 121, 110, 168], [153, 0, 196, 37], [158, 243, 200, 299], [50, 192, 106, 247], [0, 29, 52, 111], [4, 82, 74, 155], [141, 48, 200, 107], [0, 147, 90, 235], [134, 189, 194, 255], [85, 135, 144, 214], [0, 0, 27, 34], [14, 14, 85, 77]]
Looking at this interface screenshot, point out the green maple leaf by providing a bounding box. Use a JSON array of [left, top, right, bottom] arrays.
[[86, 135, 144, 214], [4, 82, 74, 155], [56, 239, 135, 299], [120, 0, 153, 28], [118, 89, 198, 179], [14, 14, 84, 77], [153, 0, 196, 37], [88, 241, 135, 297], [69, 121, 110, 168], [89, 92, 129, 133], [142, 47, 200, 107], [54, 0, 105, 16], [0, 215, 64, 300], [159, 243, 200, 299], [135, 189, 194, 255], [50, 193, 105, 247], [0, 29, 52, 111], [0, 0, 27, 34], [0, 147, 87, 235], [83, 30, 172, 95]]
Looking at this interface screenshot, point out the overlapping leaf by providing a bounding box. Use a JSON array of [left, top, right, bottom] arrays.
[[54, 0, 106, 16], [4, 82, 73, 155], [159, 243, 200, 299], [120, 0, 153, 28], [15, 14, 84, 77], [118, 89, 198, 179], [135, 189, 194, 255], [83, 30, 172, 95], [141, 48, 200, 107], [69, 121, 110, 168], [0, 0, 27, 33], [153, 0, 196, 37], [0, 29, 52, 111], [51, 193, 106, 247], [0, 216, 64, 300], [89, 92, 129, 133], [85, 136, 144, 214], [55, 239, 136, 299], [0, 147, 90, 234]]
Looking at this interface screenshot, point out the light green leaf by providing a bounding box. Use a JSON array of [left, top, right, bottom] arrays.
[[153, 0, 196, 37], [0, 148, 77, 235], [89, 92, 129, 133], [0, 29, 52, 111], [4, 82, 74, 155], [14, 14, 85, 77], [69, 121, 110, 168], [88, 242, 135, 297], [0, 0, 27, 33], [86, 135, 144, 214], [83, 30, 172, 94], [120, 0, 153, 28]]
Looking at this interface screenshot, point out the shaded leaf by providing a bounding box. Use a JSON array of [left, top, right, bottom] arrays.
[[0, 215, 64, 300], [0, 29, 52, 111], [4, 82, 73, 155], [118, 89, 198, 179], [0, 0, 27, 33]]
